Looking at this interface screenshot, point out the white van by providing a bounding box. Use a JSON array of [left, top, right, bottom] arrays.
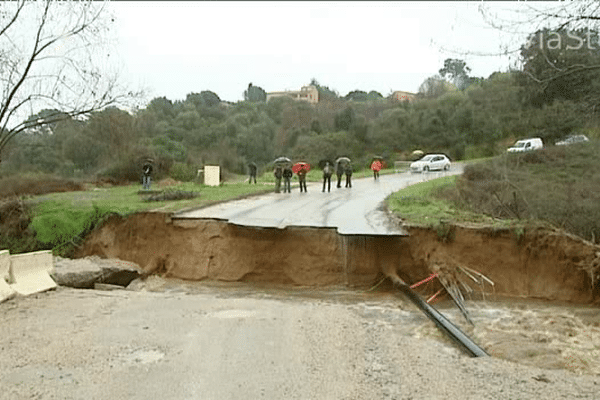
[[507, 138, 544, 153]]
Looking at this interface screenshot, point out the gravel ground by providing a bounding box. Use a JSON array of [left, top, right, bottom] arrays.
[[1, 279, 598, 400]]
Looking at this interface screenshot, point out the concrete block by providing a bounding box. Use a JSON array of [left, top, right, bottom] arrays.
[[9, 250, 57, 296], [204, 165, 220, 186], [0, 250, 16, 303]]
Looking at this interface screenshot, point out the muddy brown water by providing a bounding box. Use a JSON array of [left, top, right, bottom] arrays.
[[77, 211, 600, 375]]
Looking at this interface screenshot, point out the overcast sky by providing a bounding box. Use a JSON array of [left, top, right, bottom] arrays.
[[108, 1, 540, 104]]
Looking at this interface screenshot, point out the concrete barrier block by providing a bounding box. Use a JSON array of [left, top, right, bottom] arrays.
[[9, 250, 57, 296], [0, 250, 16, 303]]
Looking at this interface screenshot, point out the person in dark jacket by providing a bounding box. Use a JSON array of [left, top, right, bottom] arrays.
[[142, 160, 153, 190], [344, 164, 353, 188], [336, 162, 345, 188], [283, 166, 293, 193], [274, 166, 283, 193], [297, 168, 308, 193], [248, 162, 257, 184], [322, 162, 332, 192]]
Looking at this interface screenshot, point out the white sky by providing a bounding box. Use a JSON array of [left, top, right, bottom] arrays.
[[108, 1, 540, 104]]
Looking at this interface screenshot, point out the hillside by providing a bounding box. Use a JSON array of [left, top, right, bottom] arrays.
[[438, 141, 600, 244]]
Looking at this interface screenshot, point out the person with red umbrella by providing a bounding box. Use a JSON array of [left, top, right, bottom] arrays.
[[292, 162, 310, 193], [371, 159, 383, 180]]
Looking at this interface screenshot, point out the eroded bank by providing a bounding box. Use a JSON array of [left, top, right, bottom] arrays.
[[76, 212, 600, 303]]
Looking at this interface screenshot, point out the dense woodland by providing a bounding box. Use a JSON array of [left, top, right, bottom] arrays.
[[2, 28, 600, 183]]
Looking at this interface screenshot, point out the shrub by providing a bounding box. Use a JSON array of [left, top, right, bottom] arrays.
[[0, 197, 38, 254], [0, 174, 84, 199], [142, 189, 199, 202], [170, 162, 197, 182]]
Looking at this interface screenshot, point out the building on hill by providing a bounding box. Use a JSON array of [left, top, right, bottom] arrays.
[[266, 85, 319, 104], [390, 91, 417, 103]]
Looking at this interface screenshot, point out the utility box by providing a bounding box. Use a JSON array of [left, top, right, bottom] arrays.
[[204, 165, 220, 186]]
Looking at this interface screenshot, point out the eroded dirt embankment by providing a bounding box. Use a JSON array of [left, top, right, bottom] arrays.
[[76, 212, 600, 303]]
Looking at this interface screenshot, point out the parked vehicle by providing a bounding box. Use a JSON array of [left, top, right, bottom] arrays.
[[507, 137, 544, 153], [410, 154, 451, 173], [555, 134, 589, 146]]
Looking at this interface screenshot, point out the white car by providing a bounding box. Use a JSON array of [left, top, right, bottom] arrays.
[[555, 134, 589, 146], [410, 154, 451, 173], [507, 137, 544, 152]]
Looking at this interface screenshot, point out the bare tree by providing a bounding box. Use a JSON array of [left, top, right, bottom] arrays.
[[479, 1, 600, 32], [478, 2, 600, 77], [0, 0, 140, 163]]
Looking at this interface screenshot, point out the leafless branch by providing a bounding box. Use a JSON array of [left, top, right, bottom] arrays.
[[0, 0, 141, 162], [0, 0, 26, 37]]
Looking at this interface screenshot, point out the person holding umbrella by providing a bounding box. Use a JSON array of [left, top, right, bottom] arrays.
[[293, 162, 310, 193], [142, 159, 153, 190], [344, 163, 353, 188], [371, 157, 383, 180], [335, 157, 351, 188], [273, 157, 291, 193]]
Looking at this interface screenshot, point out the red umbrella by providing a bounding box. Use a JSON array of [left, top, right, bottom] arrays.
[[371, 160, 382, 171], [292, 162, 311, 174]]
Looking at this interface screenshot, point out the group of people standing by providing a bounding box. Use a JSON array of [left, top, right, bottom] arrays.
[[321, 161, 353, 192], [273, 165, 295, 193], [270, 159, 353, 194]]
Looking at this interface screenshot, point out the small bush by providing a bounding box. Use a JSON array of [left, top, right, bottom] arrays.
[[0, 197, 38, 253], [170, 162, 198, 182], [143, 189, 199, 202], [98, 159, 143, 183], [462, 163, 502, 182]]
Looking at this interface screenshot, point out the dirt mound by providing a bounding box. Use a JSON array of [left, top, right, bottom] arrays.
[[75, 212, 600, 303]]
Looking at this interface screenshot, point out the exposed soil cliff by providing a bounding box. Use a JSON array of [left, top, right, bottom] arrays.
[[77, 212, 600, 303]]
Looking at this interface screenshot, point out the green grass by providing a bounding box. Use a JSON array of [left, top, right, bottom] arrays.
[[27, 180, 274, 254], [386, 175, 517, 228]]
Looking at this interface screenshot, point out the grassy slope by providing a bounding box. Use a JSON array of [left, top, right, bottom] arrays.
[[387, 141, 600, 243], [386, 175, 517, 228]]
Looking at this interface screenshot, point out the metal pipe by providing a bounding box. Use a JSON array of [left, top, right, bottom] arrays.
[[386, 273, 489, 358]]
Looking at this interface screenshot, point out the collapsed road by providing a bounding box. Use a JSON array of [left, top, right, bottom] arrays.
[[109, 166, 493, 357], [175, 167, 462, 235], [3, 168, 600, 399]]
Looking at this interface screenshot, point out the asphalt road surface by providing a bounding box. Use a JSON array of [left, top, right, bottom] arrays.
[[176, 167, 462, 235]]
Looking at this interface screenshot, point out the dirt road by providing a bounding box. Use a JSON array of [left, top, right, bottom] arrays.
[[1, 281, 598, 399]]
